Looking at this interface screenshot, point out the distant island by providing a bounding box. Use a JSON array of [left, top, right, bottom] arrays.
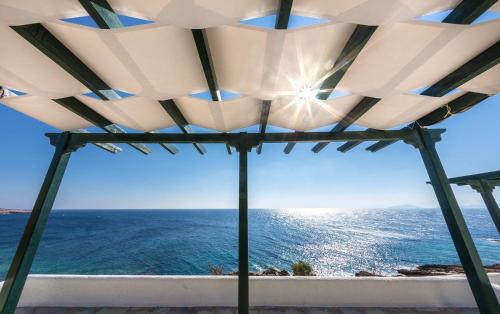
[[0, 208, 30, 215]]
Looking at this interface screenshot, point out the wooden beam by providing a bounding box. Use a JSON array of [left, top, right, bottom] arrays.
[[192, 29, 220, 101], [414, 127, 500, 313], [283, 142, 296, 154], [275, 0, 293, 29], [46, 129, 435, 148], [54, 96, 113, 128], [54, 97, 152, 155], [443, 0, 496, 24], [256, 100, 272, 154], [0, 133, 73, 314], [337, 128, 376, 153], [337, 6, 496, 153], [73, 129, 122, 154], [237, 142, 249, 314], [422, 41, 500, 97], [365, 139, 397, 152], [476, 180, 500, 234], [158, 99, 207, 154], [448, 170, 500, 185], [12, 24, 156, 154], [364, 92, 489, 152], [417, 92, 489, 126], [317, 25, 377, 100], [11, 23, 120, 100], [337, 140, 362, 153], [78, 0, 123, 29], [312, 97, 380, 153]]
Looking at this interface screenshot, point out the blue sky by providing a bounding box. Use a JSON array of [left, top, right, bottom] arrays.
[[0, 11, 498, 210], [0, 94, 498, 210]]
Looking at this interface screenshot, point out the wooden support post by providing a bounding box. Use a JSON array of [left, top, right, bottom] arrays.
[[0, 133, 77, 314], [409, 127, 500, 313], [473, 180, 500, 235], [237, 137, 249, 314]]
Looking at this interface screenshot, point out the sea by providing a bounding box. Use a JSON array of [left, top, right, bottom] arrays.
[[0, 208, 499, 280]]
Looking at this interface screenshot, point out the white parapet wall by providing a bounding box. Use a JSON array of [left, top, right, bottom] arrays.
[[1, 275, 499, 308]]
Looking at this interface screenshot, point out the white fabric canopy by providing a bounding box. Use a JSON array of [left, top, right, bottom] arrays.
[[0, 1, 498, 133]]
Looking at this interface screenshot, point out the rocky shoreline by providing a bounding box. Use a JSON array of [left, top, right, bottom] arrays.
[[0, 208, 30, 215], [219, 264, 500, 277], [356, 264, 500, 277], [227, 268, 291, 276]]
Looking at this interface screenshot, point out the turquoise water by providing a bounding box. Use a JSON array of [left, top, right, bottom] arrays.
[[0, 208, 498, 279]]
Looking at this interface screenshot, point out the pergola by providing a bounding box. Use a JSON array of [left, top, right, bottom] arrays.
[[447, 171, 500, 234], [0, 1, 499, 313]]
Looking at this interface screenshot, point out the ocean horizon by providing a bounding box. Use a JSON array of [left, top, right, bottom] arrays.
[[1, 207, 498, 279]]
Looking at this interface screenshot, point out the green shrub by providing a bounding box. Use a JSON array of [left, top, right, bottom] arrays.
[[292, 261, 313, 276]]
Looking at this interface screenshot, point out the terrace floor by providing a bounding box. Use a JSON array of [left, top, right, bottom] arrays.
[[14, 307, 480, 314]]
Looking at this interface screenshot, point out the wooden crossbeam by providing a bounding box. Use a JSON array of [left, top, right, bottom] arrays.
[[78, 0, 123, 29], [443, 0, 497, 24], [416, 92, 489, 126], [338, 3, 497, 153], [11, 23, 120, 100], [46, 129, 432, 148], [275, 0, 293, 29], [297, 25, 377, 154], [362, 92, 489, 152], [256, 100, 272, 154], [311, 97, 379, 153], [158, 99, 207, 154], [448, 171, 500, 185], [54, 97, 152, 154], [192, 29, 220, 101], [422, 41, 500, 97], [316, 25, 377, 100]]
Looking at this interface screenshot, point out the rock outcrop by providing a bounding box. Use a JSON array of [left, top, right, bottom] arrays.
[[397, 264, 500, 276], [227, 267, 290, 276]]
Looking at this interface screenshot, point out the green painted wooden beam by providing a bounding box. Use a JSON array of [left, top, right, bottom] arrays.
[[45, 129, 432, 150], [79, 0, 123, 29], [337, 3, 495, 153], [360, 91, 489, 152], [316, 25, 377, 100], [192, 29, 220, 101], [443, 0, 497, 24], [283, 131, 305, 154], [337, 128, 376, 152], [447, 170, 500, 185], [414, 127, 500, 312], [54, 97, 152, 155], [11, 23, 120, 100], [476, 180, 500, 234], [73, 129, 122, 154], [416, 92, 489, 126], [275, 0, 293, 29], [0, 133, 74, 314], [256, 100, 272, 155], [312, 97, 380, 153], [422, 41, 500, 97], [283, 142, 296, 154], [158, 99, 207, 155], [54, 96, 113, 128], [337, 140, 362, 153], [310, 25, 378, 153], [148, 131, 178, 155], [238, 140, 249, 314], [159, 143, 179, 155], [11, 25, 155, 154]]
